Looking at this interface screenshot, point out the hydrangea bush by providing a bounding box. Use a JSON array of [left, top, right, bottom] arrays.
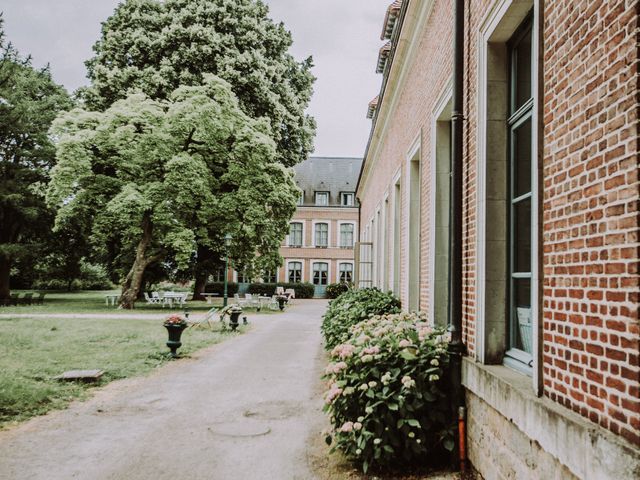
[[323, 312, 453, 473], [321, 288, 401, 349]]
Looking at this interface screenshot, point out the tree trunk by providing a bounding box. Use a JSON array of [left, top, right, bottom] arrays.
[[119, 213, 157, 309], [192, 245, 215, 301], [193, 270, 208, 301], [0, 255, 10, 301]]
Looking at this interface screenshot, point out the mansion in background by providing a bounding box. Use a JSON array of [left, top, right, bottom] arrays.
[[277, 156, 361, 297]]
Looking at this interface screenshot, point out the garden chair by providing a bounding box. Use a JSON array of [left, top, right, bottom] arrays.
[[21, 293, 33, 306], [143, 292, 157, 304], [152, 292, 162, 303], [269, 295, 279, 310], [285, 289, 296, 304], [244, 293, 258, 308], [188, 307, 218, 330], [35, 292, 45, 305], [275, 286, 285, 295]]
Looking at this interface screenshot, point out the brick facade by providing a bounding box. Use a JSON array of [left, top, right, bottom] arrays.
[[357, 0, 639, 476], [278, 157, 361, 293]]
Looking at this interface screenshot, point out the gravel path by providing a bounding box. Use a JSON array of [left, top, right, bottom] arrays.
[[0, 300, 328, 480]]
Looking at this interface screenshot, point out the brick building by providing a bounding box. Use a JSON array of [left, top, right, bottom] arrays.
[[277, 156, 361, 297], [356, 0, 639, 478]]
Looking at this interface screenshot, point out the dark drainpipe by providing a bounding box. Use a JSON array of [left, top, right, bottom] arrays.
[[448, 0, 466, 471]]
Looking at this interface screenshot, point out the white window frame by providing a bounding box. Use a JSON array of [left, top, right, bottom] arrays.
[[314, 191, 329, 206], [311, 260, 331, 286], [287, 221, 305, 248], [338, 221, 356, 248], [404, 134, 422, 312], [312, 220, 331, 248], [338, 261, 355, 283], [340, 192, 355, 206], [286, 259, 304, 283]]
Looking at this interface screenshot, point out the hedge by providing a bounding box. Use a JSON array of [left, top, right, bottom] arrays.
[[326, 282, 352, 299], [202, 282, 239, 296], [321, 288, 401, 349], [247, 282, 315, 299]]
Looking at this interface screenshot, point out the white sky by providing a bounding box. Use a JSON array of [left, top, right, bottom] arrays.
[[1, 0, 391, 158]]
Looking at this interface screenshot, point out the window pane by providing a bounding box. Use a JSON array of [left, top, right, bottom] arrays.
[[513, 199, 531, 273], [290, 223, 302, 246], [315, 223, 328, 247], [513, 119, 532, 198], [315, 192, 328, 206], [512, 279, 532, 354], [288, 262, 301, 283], [340, 224, 354, 247], [313, 263, 328, 285], [513, 26, 532, 112]]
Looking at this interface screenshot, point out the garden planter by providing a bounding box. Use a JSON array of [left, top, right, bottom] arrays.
[[276, 295, 288, 311], [164, 323, 187, 357], [228, 305, 243, 331]]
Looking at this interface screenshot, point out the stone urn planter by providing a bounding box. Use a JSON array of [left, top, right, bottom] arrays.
[[276, 295, 288, 311], [228, 305, 243, 331], [164, 314, 188, 357]]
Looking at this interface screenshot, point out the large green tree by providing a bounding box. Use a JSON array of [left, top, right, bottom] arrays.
[[48, 76, 299, 308], [0, 17, 72, 300], [81, 0, 316, 168]]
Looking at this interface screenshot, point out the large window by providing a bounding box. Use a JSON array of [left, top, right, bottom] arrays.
[[289, 222, 303, 247], [315, 191, 329, 206], [288, 262, 302, 283], [315, 222, 328, 248], [339, 223, 354, 248], [507, 16, 533, 363], [264, 270, 277, 283], [211, 266, 225, 283], [313, 262, 328, 285], [339, 263, 353, 283], [340, 192, 355, 206]]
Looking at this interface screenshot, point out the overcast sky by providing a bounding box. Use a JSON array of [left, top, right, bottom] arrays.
[[1, 0, 390, 158]]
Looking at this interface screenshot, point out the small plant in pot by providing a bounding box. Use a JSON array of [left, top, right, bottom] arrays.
[[163, 314, 188, 357]]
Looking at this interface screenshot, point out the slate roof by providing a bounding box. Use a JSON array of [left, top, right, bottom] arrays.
[[293, 156, 363, 207]]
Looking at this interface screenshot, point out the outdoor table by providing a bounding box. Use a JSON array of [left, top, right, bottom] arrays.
[[105, 294, 119, 306], [201, 293, 219, 304], [162, 292, 188, 308]]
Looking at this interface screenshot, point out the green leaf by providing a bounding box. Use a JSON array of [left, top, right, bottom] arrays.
[[406, 419, 421, 428]]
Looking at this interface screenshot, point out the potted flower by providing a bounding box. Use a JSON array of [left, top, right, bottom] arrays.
[[163, 314, 188, 357]]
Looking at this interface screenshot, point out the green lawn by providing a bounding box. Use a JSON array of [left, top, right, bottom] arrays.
[[0, 314, 245, 428], [1, 290, 224, 315]]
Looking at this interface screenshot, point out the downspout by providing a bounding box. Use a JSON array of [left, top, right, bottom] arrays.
[[448, 0, 466, 472]]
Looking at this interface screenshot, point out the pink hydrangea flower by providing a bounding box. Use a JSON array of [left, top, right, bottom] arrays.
[[340, 421, 354, 433], [399, 339, 412, 348]]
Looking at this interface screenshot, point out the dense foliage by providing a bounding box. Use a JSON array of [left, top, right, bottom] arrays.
[[325, 282, 352, 299], [0, 17, 72, 300], [82, 0, 316, 169], [323, 312, 453, 473], [247, 282, 315, 299], [321, 288, 401, 349], [48, 76, 299, 308], [202, 282, 239, 297]]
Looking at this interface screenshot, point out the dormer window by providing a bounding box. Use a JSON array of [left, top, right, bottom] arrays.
[[297, 191, 304, 205], [340, 192, 355, 206], [315, 191, 329, 206]]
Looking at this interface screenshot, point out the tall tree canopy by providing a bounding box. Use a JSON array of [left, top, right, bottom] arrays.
[[81, 0, 316, 168], [48, 76, 299, 308], [0, 17, 72, 300]]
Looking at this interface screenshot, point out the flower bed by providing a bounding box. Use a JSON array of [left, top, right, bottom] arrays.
[[321, 288, 401, 350], [323, 312, 453, 473]]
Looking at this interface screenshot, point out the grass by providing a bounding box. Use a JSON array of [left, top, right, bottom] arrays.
[[1, 290, 224, 315], [0, 313, 246, 428]]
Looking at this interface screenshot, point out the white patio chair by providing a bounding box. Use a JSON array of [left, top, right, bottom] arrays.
[[275, 286, 285, 295], [143, 292, 156, 304]]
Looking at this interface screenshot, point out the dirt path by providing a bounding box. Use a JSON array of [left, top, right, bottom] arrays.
[[0, 300, 329, 480]]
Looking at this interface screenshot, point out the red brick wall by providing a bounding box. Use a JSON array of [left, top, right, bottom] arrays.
[[541, 0, 639, 444], [358, 0, 639, 444]]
